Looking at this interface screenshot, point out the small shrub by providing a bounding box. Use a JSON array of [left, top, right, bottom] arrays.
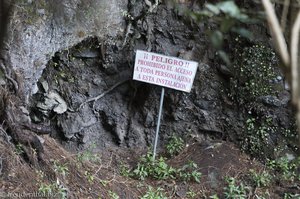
[[178, 161, 202, 183], [186, 189, 197, 198], [53, 161, 69, 177], [108, 191, 119, 199], [84, 171, 94, 183], [132, 152, 176, 180], [131, 151, 201, 183], [267, 157, 300, 182], [166, 135, 184, 157], [284, 193, 300, 199], [76, 143, 100, 163], [141, 186, 167, 199], [248, 169, 272, 187], [224, 177, 247, 199], [241, 116, 276, 158]]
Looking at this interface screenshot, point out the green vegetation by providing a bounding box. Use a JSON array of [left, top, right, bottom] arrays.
[[14, 143, 24, 155], [166, 135, 184, 157], [230, 44, 278, 104], [108, 191, 119, 199], [36, 170, 67, 199], [223, 177, 247, 199], [76, 143, 100, 163], [178, 160, 202, 183], [267, 157, 300, 182], [84, 171, 95, 183], [188, 1, 255, 65], [248, 169, 272, 188], [186, 188, 197, 198], [53, 161, 69, 177], [132, 151, 176, 181], [209, 194, 220, 199], [284, 193, 300, 199], [131, 151, 201, 183], [241, 116, 274, 157], [141, 186, 167, 199]]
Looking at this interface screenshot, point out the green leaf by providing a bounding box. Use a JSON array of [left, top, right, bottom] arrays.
[[220, 17, 236, 32], [231, 27, 253, 40], [217, 1, 240, 18], [217, 50, 231, 65], [205, 4, 220, 15], [210, 30, 224, 49]]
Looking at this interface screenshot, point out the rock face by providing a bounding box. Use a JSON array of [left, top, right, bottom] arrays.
[[3, 0, 126, 97], [2, 1, 298, 159]]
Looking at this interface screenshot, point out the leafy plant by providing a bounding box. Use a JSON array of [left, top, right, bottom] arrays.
[[53, 161, 69, 177], [230, 44, 278, 104], [186, 189, 197, 198], [38, 183, 54, 196], [242, 116, 278, 158], [178, 161, 202, 183], [209, 194, 220, 199], [141, 186, 167, 199], [267, 157, 300, 182], [108, 191, 119, 199], [84, 171, 94, 183], [248, 169, 272, 187], [133, 152, 176, 180], [14, 143, 24, 155], [284, 193, 300, 199], [188, 1, 256, 64], [131, 151, 201, 183], [223, 177, 247, 199], [119, 163, 131, 177], [38, 179, 68, 199], [76, 143, 100, 163], [166, 135, 184, 157]]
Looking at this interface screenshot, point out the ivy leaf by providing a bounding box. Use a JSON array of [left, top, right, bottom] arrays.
[[210, 30, 224, 49], [220, 17, 236, 32], [217, 1, 240, 17], [205, 3, 220, 15], [217, 50, 231, 65], [231, 27, 253, 40]]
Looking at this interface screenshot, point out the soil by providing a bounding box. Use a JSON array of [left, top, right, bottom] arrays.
[[1, 135, 299, 198]]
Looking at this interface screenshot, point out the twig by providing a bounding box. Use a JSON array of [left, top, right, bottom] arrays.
[[77, 79, 129, 111], [261, 0, 290, 67]]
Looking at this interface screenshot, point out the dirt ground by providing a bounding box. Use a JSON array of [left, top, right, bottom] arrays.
[[0, 134, 299, 199]]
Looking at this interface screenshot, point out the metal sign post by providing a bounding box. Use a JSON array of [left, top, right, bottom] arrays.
[[152, 87, 165, 161]]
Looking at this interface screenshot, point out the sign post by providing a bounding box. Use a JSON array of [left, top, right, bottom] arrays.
[[152, 87, 165, 161], [133, 50, 198, 160]]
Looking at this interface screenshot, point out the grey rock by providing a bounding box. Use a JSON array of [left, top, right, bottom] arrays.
[[260, 95, 282, 107], [36, 91, 67, 114], [144, 112, 154, 128], [217, 64, 233, 77], [278, 90, 291, 106]]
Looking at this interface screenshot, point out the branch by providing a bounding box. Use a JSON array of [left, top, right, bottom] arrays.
[[261, 0, 290, 66], [290, 10, 300, 146], [280, 0, 290, 32], [77, 79, 130, 111], [291, 10, 300, 104]]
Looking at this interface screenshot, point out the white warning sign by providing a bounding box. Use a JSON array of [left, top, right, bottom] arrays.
[[133, 50, 198, 92]]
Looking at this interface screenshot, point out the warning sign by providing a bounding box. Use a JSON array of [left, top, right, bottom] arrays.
[[133, 50, 198, 92]]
